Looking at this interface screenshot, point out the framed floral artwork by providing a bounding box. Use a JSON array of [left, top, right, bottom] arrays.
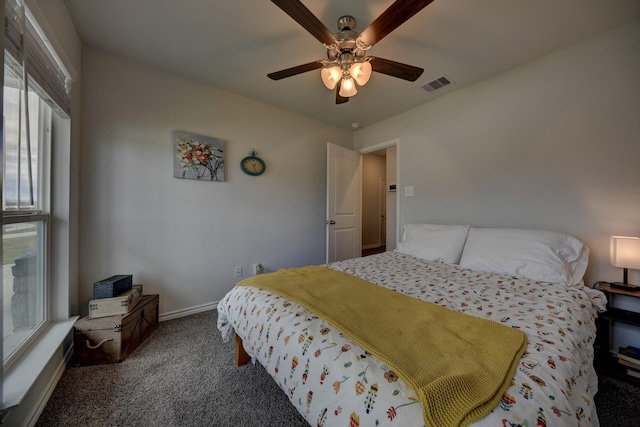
[[173, 131, 225, 181]]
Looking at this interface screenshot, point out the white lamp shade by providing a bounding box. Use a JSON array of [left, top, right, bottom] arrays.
[[339, 77, 358, 97], [610, 236, 640, 269], [321, 66, 341, 90], [350, 61, 372, 86]]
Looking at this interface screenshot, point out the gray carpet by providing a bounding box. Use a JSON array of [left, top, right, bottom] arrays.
[[36, 310, 639, 427], [36, 310, 307, 427]]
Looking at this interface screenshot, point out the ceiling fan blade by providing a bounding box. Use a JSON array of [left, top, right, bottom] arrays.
[[336, 86, 349, 104], [268, 61, 323, 80], [360, 0, 434, 47], [271, 0, 336, 46], [370, 57, 424, 82]]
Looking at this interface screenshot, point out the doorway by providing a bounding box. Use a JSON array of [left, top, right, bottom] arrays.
[[325, 141, 398, 263], [361, 143, 397, 257]]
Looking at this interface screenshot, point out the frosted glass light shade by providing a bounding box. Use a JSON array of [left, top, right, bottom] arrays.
[[350, 61, 372, 86], [610, 236, 640, 269], [321, 66, 341, 90], [339, 77, 357, 97]]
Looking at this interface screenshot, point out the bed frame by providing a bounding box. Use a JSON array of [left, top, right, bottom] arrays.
[[235, 334, 250, 366]]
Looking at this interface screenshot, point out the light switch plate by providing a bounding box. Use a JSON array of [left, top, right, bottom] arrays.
[[404, 186, 414, 197]]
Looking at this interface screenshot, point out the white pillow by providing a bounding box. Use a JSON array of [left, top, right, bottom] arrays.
[[397, 224, 470, 264], [458, 227, 589, 286]]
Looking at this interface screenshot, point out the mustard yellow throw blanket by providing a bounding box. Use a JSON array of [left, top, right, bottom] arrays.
[[238, 265, 527, 427]]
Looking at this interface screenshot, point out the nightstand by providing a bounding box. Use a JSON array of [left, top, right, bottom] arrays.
[[594, 282, 640, 385]]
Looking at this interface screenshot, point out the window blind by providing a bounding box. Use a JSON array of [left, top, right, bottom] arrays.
[[4, 0, 71, 116]]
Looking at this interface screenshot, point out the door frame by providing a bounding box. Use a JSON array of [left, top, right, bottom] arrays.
[[359, 138, 399, 251], [379, 177, 387, 246]]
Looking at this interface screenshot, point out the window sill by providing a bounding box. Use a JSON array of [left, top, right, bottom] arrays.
[[1, 316, 78, 411]]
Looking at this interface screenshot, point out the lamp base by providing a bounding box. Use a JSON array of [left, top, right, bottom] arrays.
[[609, 282, 640, 292]]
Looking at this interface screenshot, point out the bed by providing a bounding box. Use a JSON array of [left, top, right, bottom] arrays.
[[217, 225, 606, 427]]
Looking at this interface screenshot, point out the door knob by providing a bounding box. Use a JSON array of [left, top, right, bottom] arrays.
[[326, 220, 336, 225]]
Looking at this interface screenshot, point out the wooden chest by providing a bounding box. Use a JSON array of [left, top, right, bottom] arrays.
[[73, 294, 159, 366]]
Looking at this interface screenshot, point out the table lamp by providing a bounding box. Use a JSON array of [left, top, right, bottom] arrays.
[[610, 236, 640, 291]]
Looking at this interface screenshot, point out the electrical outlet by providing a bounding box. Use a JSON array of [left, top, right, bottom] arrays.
[[253, 263, 264, 275], [234, 265, 242, 278]]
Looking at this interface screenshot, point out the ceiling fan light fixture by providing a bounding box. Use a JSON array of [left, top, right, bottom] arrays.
[[321, 65, 341, 90], [268, 0, 431, 104], [339, 76, 357, 97], [350, 60, 372, 86]]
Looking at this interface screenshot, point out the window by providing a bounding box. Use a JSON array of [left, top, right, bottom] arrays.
[[1, 0, 71, 371], [2, 63, 52, 366]]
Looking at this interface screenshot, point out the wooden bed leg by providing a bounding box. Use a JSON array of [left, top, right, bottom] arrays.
[[235, 334, 250, 367]]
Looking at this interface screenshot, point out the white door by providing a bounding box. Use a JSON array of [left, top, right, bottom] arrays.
[[326, 143, 361, 263]]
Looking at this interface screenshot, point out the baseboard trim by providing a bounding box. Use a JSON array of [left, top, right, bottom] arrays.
[[159, 300, 220, 322], [23, 342, 74, 427]]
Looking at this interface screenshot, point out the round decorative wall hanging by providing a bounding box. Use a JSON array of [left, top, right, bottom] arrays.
[[240, 149, 266, 176]]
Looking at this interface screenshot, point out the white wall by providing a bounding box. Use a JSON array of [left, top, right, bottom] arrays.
[[79, 47, 353, 316], [355, 20, 640, 288]]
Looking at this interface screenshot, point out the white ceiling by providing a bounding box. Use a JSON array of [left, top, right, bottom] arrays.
[[62, 0, 640, 130]]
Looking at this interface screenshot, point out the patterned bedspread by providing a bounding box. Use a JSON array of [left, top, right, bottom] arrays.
[[217, 251, 606, 427]]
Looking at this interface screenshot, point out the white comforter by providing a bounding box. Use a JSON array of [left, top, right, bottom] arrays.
[[218, 251, 606, 427]]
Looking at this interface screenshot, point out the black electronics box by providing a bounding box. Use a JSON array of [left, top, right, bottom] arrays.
[[93, 275, 133, 299]]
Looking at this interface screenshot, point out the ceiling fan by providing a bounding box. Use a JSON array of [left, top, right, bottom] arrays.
[[267, 0, 434, 104]]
